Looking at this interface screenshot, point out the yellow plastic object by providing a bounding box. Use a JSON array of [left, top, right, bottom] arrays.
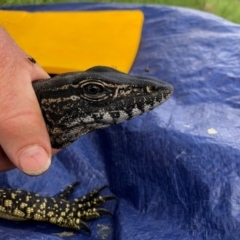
[[0, 10, 144, 74]]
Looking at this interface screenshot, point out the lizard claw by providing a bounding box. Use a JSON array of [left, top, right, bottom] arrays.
[[58, 182, 80, 199], [102, 195, 118, 201], [97, 208, 113, 216], [80, 221, 91, 234]]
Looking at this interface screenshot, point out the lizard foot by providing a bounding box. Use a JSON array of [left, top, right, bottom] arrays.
[[0, 182, 116, 233]]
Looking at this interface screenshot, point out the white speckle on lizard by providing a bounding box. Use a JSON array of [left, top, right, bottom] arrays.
[[102, 112, 113, 123], [132, 106, 142, 117], [116, 111, 129, 123], [82, 116, 95, 124], [144, 104, 151, 112]]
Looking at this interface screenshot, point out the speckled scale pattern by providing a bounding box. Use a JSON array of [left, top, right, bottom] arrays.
[[0, 183, 113, 231]]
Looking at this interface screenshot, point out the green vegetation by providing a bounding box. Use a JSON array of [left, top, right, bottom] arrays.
[[1, 0, 240, 24]]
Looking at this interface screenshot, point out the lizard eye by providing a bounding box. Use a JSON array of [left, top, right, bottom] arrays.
[[85, 84, 103, 94], [81, 82, 110, 101]]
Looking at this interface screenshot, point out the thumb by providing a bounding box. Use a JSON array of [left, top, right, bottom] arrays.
[[0, 28, 52, 175]]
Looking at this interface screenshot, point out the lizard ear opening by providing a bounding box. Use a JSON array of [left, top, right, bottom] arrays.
[[86, 66, 121, 74]]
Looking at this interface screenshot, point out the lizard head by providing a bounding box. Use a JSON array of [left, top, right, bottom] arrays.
[[33, 66, 173, 148]]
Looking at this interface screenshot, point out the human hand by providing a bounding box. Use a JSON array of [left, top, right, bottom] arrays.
[[0, 27, 55, 175]]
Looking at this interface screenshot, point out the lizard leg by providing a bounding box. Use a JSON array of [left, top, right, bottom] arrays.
[[59, 183, 116, 209], [0, 183, 116, 232], [51, 184, 116, 231]]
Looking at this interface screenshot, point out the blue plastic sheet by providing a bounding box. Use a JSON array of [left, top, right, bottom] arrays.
[[1, 3, 240, 240]]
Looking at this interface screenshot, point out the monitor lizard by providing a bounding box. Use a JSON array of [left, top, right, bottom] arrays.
[[0, 66, 173, 232]]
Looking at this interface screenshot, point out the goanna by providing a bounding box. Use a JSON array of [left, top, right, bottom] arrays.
[[0, 66, 173, 231]]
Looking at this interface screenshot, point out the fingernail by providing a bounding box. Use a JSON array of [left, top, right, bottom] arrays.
[[18, 145, 51, 175]]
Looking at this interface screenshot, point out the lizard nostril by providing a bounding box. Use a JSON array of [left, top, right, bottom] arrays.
[[146, 85, 157, 93]]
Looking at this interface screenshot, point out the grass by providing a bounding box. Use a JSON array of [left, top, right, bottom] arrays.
[[0, 0, 240, 24]]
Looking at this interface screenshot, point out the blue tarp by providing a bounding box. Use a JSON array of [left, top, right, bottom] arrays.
[[1, 3, 240, 240]]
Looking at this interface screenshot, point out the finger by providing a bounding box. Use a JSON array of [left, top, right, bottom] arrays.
[[0, 66, 52, 175], [0, 147, 60, 173]]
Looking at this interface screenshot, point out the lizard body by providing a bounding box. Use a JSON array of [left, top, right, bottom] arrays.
[[0, 66, 173, 231]]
